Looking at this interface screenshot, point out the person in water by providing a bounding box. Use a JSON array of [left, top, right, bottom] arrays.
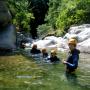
[[48, 50, 60, 63], [30, 44, 41, 54], [41, 48, 48, 58], [63, 38, 80, 73]]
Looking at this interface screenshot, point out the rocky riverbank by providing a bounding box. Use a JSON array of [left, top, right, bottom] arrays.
[[29, 24, 90, 53]]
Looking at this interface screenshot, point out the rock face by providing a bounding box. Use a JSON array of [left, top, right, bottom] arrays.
[[31, 24, 90, 53], [0, 1, 16, 51], [32, 36, 68, 52], [0, 1, 12, 27], [78, 38, 90, 53], [0, 24, 16, 49], [67, 24, 90, 53]]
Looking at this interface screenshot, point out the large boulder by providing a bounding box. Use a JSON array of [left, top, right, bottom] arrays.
[[0, 24, 16, 49], [31, 36, 69, 52], [63, 33, 77, 40], [77, 28, 90, 42], [30, 24, 90, 53], [68, 24, 87, 34], [0, 1, 12, 27], [77, 38, 90, 53], [32, 39, 56, 49], [68, 24, 90, 42], [66, 24, 90, 53], [0, 1, 16, 51]]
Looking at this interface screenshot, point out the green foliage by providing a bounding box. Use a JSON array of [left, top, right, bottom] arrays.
[[28, 0, 49, 38], [6, 0, 90, 36], [45, 0, 61, 29], [56, 0, 90, 31], [7, 0, 34, 33], [46, 0, 90, 36], [37, 24, 53, 38]]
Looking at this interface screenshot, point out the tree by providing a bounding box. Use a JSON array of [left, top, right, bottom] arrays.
[[45, 0, 61, 29], [28, 0, 49, 39], [56, 0, 90, 33], [45, 0, 90, 36], [7, 0, 34, 33]]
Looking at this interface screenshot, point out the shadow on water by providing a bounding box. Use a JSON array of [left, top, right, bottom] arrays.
[[31, 53, 90, 90], [65, 72, 78, 84], [0, 49, 20, 56], [21, 51, 90, 90], [64, 72, 90, 90], [0, 50, 13, 56]]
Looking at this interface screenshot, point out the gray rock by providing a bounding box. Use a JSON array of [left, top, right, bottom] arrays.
[[68, 24, 90, 34], [77, 28, 90, 42], [30, 24, 90, 53], [0, 1, 12, 27], [0, 24, 16, 49], [77, 38, 90, 53]]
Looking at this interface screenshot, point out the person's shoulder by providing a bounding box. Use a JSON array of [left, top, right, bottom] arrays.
[[37, 49, 41, 53], [55, 56, 60, 61], [75, 49, 80, 54]]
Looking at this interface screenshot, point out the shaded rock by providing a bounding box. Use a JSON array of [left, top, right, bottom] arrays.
[[0, 1, 12, 27], [0, 1, 16, 52], [0, 24, 16, 49]]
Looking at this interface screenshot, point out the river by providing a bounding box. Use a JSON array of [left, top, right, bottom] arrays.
[[29, 52, 90, 90], [0, 52, 90, 90]]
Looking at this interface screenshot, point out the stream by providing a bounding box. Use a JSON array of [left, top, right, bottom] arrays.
[[0, 51, 90, 90], [28, 52, 90, 90]]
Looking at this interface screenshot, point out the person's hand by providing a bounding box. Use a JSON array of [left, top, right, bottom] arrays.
[[63, 60, 67, 64]]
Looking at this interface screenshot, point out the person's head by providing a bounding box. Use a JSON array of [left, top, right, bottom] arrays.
[[68, 38, 77, 50], [42, 48, 47, 53], [50, 50, 57, 57], [32, 44, 37, 49]]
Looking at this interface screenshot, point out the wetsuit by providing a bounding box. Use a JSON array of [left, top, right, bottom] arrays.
[[66, 49, 80, 72], [30, 48, 41, 54], [43, 52, 48, 58], [48, 56, 60, 63]]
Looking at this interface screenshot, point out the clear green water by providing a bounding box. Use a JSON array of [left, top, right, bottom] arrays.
[[32, 53, 90, 90], [0, 53, 90, 90]]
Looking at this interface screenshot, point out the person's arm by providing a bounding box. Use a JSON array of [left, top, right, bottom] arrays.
[[66, 54, 79, 68], [47, 56, 50, 60]]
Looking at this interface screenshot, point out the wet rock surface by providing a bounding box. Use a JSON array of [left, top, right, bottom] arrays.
[[0, 1, 16, 52], [31, 24, 90, 53]]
